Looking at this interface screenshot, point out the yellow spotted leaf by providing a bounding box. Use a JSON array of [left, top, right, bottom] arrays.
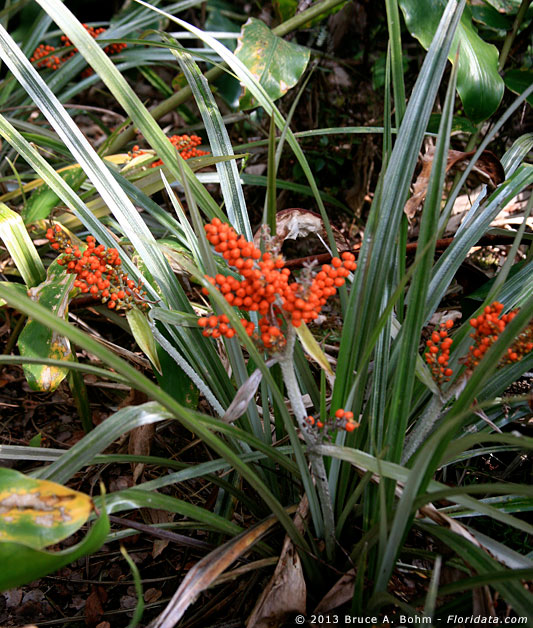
[[235, 18, 310, 110], [0, 468, 93, 550], [17, 259, 75, 391]]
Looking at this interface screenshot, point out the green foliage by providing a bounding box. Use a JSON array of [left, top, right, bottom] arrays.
[[0, 468, 109, 591], [504, 68, 533, 105], [235, 18, 310, 110], [398, 0, 504, 121], [17, 260, 75, 391], [0, 0, 532, 623], [22, 166, 84, 223], [0, 203, 46, 287]]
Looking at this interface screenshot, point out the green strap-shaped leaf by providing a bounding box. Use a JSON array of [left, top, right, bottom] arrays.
[[399, 0, 504, 122], [0, 203, 46, 287], [0, 280, 28, 307], [17, 260, 75, 392], [235, 18, 310, 110]]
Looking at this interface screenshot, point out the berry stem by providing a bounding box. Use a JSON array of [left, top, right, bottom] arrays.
[[279, 328, 336, 559], [401, 381, 460, 464]]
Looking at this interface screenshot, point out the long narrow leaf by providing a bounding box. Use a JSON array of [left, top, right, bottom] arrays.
[[0, 283, 310, 552], [167, 42, 251, 239]]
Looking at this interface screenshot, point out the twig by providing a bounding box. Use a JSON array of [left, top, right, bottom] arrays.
[[284, 232, 532, 269], [108, 514, 214, 551]]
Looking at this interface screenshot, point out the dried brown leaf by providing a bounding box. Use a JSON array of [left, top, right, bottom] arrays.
[[85, 586, 107, 628], [404, 147, 505, 221], [253, 208, 349, 254], [246, 497, 309, 628], [144, 588, 163, 604], [246, 539, 306, 628], [149, 514, 283, 628], [146, 508, 176, 558], [314, 569, 355, 614], [128, 423, 155, 483]]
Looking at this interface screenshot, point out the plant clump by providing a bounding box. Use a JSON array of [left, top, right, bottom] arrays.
[[31, 23, 126, 72], [45, 225, 148, 312], [198, 218, 356, 351]]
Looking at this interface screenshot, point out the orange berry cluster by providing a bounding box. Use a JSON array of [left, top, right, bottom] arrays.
[[306, 409, 359, 433], [466, 301, 533, 370], [425, 319, 454, 384], [426, 302, 533, 385], [198, 218, 356, 351], [130, 134, 210, 167], [30, 44, 62, 70], [45, 225, 147, 312], [31, 24, 126, 72]]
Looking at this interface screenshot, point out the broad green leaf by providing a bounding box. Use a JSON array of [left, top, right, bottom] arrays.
[[17, 260, 75, 392], [0, 468, 92, 549], [274, 0, 298, 21], [22, 165, 84, 224], [504, 69, 533, 107], [398, 0, 504, 122], [483, 0, 526, 12], [0, 203, 46, 287], [427, 113, 476, 134], [126, 308, 162, 374], [235, 18, 310, 110], [154, 338, 200, 410], [470, 4, 513, 30], [0, 473, 109, 592]]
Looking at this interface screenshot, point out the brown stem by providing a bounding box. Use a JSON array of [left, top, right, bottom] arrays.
[[284, 233, 531, 269], [108, 514, 214, 551]]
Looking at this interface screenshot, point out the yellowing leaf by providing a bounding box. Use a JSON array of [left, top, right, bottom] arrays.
[[235, 18, 310, 110], [0, 468, 93, 550], [296, 322, 334, 376], [127, 308, 162, 374], [18, 260, 76, 391]]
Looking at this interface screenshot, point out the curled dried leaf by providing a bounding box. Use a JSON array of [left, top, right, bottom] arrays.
[[253, 208, 349, 254]]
